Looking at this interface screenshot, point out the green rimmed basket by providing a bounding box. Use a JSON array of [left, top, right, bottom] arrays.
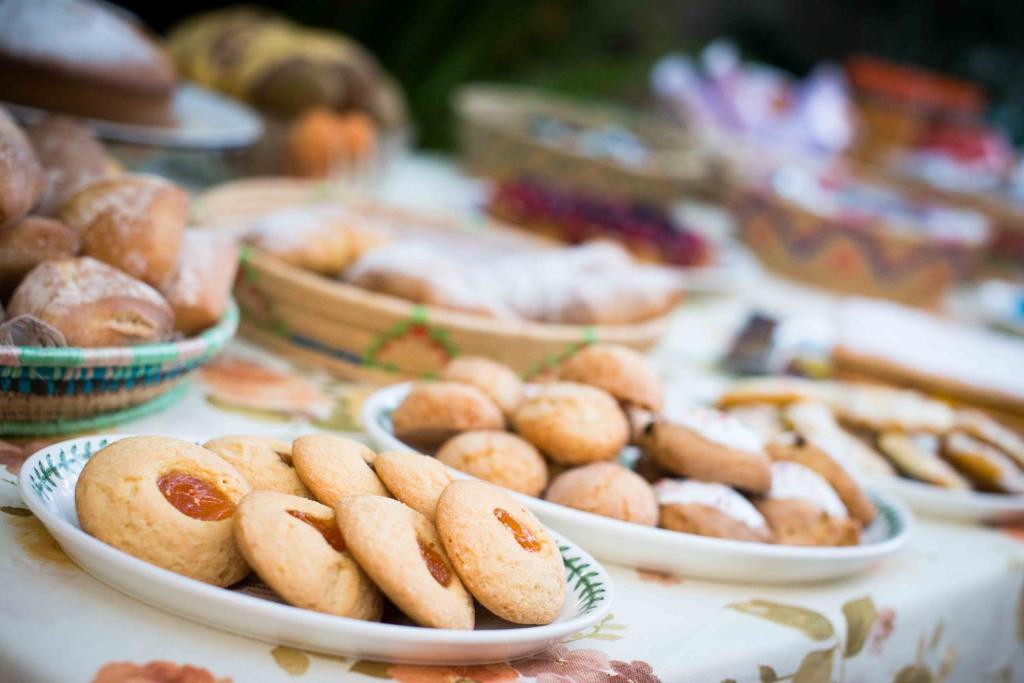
[[0, 302, 238, 436]]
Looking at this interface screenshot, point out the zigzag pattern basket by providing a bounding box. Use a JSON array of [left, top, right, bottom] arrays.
[[0, 302, 238, 436]]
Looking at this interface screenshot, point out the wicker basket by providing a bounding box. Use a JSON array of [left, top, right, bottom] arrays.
[[454, 83, 720, 206], [194, 177, 672, 383], [731, 175, 990, 309], [0, 302, 238, 436]]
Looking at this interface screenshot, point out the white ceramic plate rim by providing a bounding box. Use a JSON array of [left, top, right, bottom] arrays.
[[363, 382, 913, 562], [874, 473, 1024, 515], [18, 434, 613, 647]]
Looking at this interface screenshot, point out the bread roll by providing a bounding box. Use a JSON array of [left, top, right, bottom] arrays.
[[162, 230, 239, 335], [60, 174, 189, 289], [8, 256, 173, 347], [243, 204, 357, 275], [0, 215, 79, 299], [27, 116, 112, 216], [0, 106, 44, 228]]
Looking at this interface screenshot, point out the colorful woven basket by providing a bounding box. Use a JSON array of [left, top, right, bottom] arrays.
[[0, 302, 238, 436]]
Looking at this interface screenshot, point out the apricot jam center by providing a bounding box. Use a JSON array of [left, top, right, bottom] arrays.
[[157, 472, 234, 521], [287, 510, 346, 553], [418, 540, 452, 587], [493, 508, 542, 552]]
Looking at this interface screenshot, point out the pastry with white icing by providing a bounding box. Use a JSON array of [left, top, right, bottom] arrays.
[[654, 479, 772, 543], [637, 408, 772, 494], [755, 462, 862, 547]]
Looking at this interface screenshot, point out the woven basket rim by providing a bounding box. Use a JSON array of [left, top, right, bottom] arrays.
[[0, 300, 239, 369]]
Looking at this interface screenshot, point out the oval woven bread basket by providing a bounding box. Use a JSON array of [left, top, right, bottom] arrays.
[[197, 177, 674, 383], [0, 302, 238, 436]]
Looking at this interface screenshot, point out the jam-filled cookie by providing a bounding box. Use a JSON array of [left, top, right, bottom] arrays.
[[767, 433, 876, 525], [391, 381, 505, 451], [435, 480, 566, 625], [755, 462, 861, 547], [292, 434, 389, 506], [638, 409, 772, 494], [654, 479, 773, 543], [436, 431, 547, 497], [513, 382, 628, 465], [76, 436, 252, 586], [335, 495, 474, 630], [203, 435, 310, 498], [374, 450, 454, 521], [943, 431, 1024, 494], [233, 490, 382, 620], [545, 462, 658, 526], [440, 356, 524, 418], [558, 343, 664, 411]]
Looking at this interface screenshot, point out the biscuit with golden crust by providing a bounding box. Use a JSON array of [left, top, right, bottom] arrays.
[[391, 381, 505, 451], [436, 431, 547, 497], [234, 490, 381, 619], [436, 480, 565, 625], [203, 435, 309, 498], [513, 382, 628, 465], [558, 343, 664, 411], [374, 450, 453, 521], [292, 434, 389, 506], [76, 436, 251, 587], [440, 356, 523, 418], [545, 462, 657, 525], [336, 495, 474, 629]]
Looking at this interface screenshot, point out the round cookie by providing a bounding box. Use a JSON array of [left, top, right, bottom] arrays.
[[654, 479, 773, 543], [558, 344, 664, 411], [440, 356, 524, 417], [435, 480, 566, 625], [233, 490, 382, 620], [637, 410, 772, 494], [292, 434, 389, 506], [545, 462, 658, 526], [336, 495, 474, 630], [374, 450, 454, 521], [391, 381, 505, 451], [76, 436, 252, 587], [436, 431, 547, 497], [513, 382, 628, 465], [203, 435, 310, 498]]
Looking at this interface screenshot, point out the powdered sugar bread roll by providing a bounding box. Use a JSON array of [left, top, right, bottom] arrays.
[[60, 174, 189, 289], [0, 215, 78, 299], [162, 230, 240, 335], [8, 256, 173, 347], [0, 106, 44, 228], [27, 115, 112, 216], [243, 204, 358, 276]]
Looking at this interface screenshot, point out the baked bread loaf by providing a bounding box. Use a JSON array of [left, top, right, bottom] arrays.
[[0, 215, 79, 300], [0, 106, 44, 229], [0, 0, 177, 125], [8, 256, 174, 347], [162, 230, 239, 335], [244, 204, 365, 275], [27, 116, 112, 216], [60, 174, 189, 289]]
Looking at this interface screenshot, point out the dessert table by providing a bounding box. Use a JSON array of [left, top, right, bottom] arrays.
[[1, 155, 1023, 683]]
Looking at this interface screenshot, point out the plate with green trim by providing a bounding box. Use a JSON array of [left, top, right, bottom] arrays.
[[364, 382, 914, 583], [19, 435, 613, 665]]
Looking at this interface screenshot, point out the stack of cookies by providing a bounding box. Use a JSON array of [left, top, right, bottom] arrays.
[[719, 377, 1024, 497], [389, 345, 872, 547], [76, 434, 567, 629], [0, 109, 237, 347]]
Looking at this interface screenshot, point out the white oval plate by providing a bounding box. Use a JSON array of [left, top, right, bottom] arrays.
[[364, 383, 913, 583], [873, 475, 1024, 524], [19, 435, 612, 665]]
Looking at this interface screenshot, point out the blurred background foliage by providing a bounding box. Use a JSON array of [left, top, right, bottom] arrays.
[[129, 0, 1024, 149]]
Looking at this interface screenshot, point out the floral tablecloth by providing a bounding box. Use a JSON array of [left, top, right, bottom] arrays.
[[2, 156, 1024, 683]]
